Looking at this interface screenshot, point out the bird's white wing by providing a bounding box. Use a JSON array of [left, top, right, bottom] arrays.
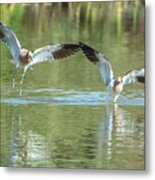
[[80, 42, 113, 86], [0, 22, 21, 64], [122, 68, 145, 85], [27, 43, 80, 68], [96, 53, 114, 86]]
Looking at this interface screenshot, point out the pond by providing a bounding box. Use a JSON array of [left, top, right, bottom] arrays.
[[0, 1, 145, 169]]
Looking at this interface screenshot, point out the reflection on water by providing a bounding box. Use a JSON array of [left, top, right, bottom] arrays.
[[1, 100, 144, 169], [9, 113, 51, 167], [0, 1, 144, 169], [96, 104, 144, 169]]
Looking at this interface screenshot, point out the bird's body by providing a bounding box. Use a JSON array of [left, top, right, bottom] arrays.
[[79, 42, 145, 102], [0, 22, 80, 95]]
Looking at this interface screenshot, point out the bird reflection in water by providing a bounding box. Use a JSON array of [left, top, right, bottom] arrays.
[[96, 104, 143, 169], [9, 112, 51, 167]]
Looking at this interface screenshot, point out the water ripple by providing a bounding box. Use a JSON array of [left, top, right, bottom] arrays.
[[1, 89, 144, 106]]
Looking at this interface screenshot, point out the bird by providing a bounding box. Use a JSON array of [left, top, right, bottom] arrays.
[[0, 22, 80, 95], [79, 42, 145, 102]]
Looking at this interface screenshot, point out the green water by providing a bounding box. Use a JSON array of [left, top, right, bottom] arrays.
[[0, 1, 144, 169]]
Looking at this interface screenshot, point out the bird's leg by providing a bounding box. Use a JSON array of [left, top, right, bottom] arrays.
[[19, 66, 28, 96]]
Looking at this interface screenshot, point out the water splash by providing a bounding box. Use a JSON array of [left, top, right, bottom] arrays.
[[19, 68, 28, 96]]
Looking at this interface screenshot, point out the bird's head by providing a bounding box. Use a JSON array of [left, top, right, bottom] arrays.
[[19, 48, 32, 64], [113, 76, 123, 93], [20, 48, 29, 57], [114, 76, 123, 86]]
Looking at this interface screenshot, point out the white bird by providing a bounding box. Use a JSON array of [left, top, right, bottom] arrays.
[[79, 42, 145, 102], [0, 22, 80, 95]]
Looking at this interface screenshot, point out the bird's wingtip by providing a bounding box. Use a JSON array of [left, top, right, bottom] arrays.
[[136, 76, 145, 83]]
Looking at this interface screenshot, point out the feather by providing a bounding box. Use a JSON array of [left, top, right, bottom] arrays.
[[0, 22, 21, 64], [80, 42, 113, 86], [26, 43, 80, 68], [123, 68, 145, 85]]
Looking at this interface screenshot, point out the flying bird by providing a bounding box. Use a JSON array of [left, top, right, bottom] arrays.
[[0, 22, 80, 95], [79, 42, 145, 102]]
